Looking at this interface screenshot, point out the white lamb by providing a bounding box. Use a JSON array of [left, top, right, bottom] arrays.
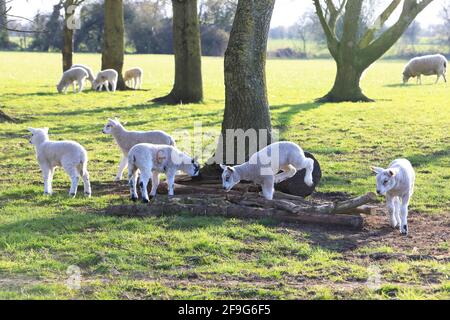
[[71, 64, 95, 89], [220, 141, 314, 200], [28, 127, 92, 198], [128, 143, 200, 202], [93, 69, 118, 92], [56, 67, 88, 94], [371, 159, 415, 235], [403, 54, 447, 84], [124, 67, 143, 90], [102, 118, 175, 181]]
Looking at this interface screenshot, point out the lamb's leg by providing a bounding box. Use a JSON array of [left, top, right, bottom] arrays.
[[81, 168, 91, 197], [385, 195, 397, 229], [41, 165, 52, 195], [105, 81, 110, 92], [150, 171, 160, 198], [295, 157, 314, 187], [274, 165, 297, 184], [68, 169, 80, 198], [139, 173, 151, 203], [115, 155, 128, 182], [393, 196, 401, 228], [261, 176, 275, 200], [111, 80, 117, 92], [400, 194, 410, 235], [128, 164, 138, 202], [436, 75, 440, 84], [72, 82, 76, 93], [78, 80, 84, 93], [443, 73, 447, 83], [167, 170, 176, 196]]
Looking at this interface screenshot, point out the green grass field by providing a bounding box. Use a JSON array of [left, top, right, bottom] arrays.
[[0, 52, 449, 299]]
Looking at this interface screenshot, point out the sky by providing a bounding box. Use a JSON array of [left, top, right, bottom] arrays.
[[8, 0, 447, 28]]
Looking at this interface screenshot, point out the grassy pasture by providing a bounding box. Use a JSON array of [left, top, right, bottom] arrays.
[[0, 52, 448, 299]]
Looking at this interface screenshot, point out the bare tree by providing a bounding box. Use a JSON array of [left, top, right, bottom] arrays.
[[441, 0, 450, 52], [314, 0, 434, 102]]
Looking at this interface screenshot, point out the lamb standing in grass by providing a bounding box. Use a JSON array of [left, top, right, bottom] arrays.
[[220, 141, 314, 200], [403, 54, 447, 84], [371, 159, 415, 235], [71, 64, 95, 89], [102, 118, 175, 181], [128, 143, 200, 202], [57, 67, 88, 94], [93, 69, 118, 92], [124, 67, 143, 90], [28, 127, 91, 197]]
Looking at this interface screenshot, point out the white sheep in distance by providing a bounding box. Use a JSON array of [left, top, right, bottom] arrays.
[[127, 143, 200, 202], [371, 159, 415, 235], [220, 141, 314, 200], [403, 54, 447, 84], [28, 127, 92, 197], [71, 64, 95, 89], [57, 67, 88, 94], [124, 67, 143, 90], [93, 69, 118, 92], [102, 118, 175, 181]]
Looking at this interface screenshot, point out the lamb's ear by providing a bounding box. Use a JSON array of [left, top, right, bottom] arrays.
[[27, 128, 35, 133], [388, 168, 399, 177], [227, 166, 235, 172], [371, 166, 383, 175], [43, 127, 49, 134], [219, 164, 227, 171]]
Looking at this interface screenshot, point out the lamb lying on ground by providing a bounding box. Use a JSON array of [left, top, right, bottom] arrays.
[[128, 143, 200, 202], [57, 67, 88, 94], [220, 141, 314, 200], [371, 159, 415, 235], [124, 67, 143, 90], [102, 118, 175, 181], [28, 127, 91, 197], [71, 64, 95, 89], [403, 54, 447, 84], [93, 69, 118, 92]]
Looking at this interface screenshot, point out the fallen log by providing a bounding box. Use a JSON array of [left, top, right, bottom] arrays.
[[105, 201, 364, 230]]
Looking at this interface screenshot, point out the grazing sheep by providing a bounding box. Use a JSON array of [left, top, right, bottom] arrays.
[[71, 64, 95, 88], [124, 67, 143, 90], [403, 54, 447, 84], [127, 143, 200, 202], [220, 141, 314, 200], [56, 67, 88, 94], [93, 69, 118, 92], [371, 159, 415, 235], [28, 127, 91, 198], [102, 118, 175, 181]]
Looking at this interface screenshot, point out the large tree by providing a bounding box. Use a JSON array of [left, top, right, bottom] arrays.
[[153, 0, 203, 104], [0, 0, 9, 48], [213, 0, 275, 165], [314, 0, 434, 102], [102, 0, 127, 90]]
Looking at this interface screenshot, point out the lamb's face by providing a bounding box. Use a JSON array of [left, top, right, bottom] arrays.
[[371, 166, 398, 196], [102, 119, 120, 134], [185, 158, 200, 177], [28, 127, 49, 145], [56, 83, 63, 93], [220, 165, 240, 192], [402, 70, 411, 84]]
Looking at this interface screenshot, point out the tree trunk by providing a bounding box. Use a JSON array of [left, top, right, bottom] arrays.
[[62, 1, 74, 72], [102, 0, 127, 90], [213, 0, 275, 165], [318, 61, 371, 102], [153, 0, 203, 104], [0, 0, 9, 48]]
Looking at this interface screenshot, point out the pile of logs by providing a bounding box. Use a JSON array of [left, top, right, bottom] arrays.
[[104, 176, 379, 230]]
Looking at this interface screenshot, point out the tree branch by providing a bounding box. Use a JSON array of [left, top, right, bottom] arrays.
[[312, 0, 339, 58], [358, 0, 401, 48], [359, 0, 434, 67]]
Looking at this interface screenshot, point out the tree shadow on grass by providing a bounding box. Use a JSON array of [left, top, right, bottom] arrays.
[[271, 102, 323, 134], [2, 92, 61, 98], [407, 148, 450, 168]]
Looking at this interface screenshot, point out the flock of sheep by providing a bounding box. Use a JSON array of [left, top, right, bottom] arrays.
[[29, 53, 447, 236], [57, 65, 143, 93]]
